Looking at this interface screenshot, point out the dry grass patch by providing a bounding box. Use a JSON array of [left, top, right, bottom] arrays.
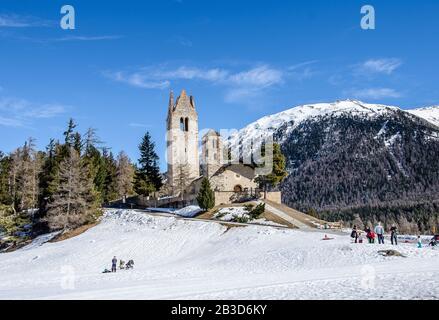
[[50, 222, 100, 243]]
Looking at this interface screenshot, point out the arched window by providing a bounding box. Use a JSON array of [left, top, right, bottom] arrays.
[[185, 118, 189, 132], [180, 118, 185, 131]]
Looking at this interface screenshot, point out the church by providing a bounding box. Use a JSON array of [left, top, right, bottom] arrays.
[[165, 89, 279, 206]]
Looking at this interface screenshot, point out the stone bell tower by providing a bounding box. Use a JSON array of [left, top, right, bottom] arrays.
[[201, 130, 224, 178], [166, 90, 200, 189]]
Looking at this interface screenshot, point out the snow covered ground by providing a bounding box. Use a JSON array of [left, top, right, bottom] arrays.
[[146, 205, 202, 218], [0, 209, 439, 300], [213, 207, 285, 227]]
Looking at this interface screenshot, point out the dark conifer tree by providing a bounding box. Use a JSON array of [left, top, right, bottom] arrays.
[[134, 132, 163, 196], [196, 177, 215, 211]]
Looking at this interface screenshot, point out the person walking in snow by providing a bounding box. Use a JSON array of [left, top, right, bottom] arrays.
[[375, 222, 385, 244], [417, 236, 422, 248], [390, 224, 398, 245], [358, 231, 364, 244], [111, 256, 117, 273], [351, 225, 359, 243]]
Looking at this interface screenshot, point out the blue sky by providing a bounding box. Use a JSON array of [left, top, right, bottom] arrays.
[[1, 0, 439, 170]]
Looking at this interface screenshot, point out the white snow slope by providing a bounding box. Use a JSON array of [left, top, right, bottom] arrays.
[[228, 100, 439, 152], [1, 209, 439, 300], [407, 106, 439, 128]]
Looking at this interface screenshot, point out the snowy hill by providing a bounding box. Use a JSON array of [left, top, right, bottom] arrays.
[[0, 209, 439, 299], [407, 106, 439, 128]]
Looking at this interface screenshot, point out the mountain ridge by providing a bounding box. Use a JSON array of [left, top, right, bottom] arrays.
[[230, 100, 439, 233]]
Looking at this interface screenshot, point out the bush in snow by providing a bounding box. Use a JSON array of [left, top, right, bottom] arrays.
[[249, 203, 265, 219]]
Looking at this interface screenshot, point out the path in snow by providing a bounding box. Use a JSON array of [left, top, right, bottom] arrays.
[[263, 202, 311, 230]]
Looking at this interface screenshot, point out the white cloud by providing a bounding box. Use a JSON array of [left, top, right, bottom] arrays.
[[105, 64, 287, 104], [0, 14, 51, 28], [0, 116, 23, 127], [360, 58, 402, 75], [229, 66, 283, 88], [104, 71, 170, 89], [53, 35, 123, 42], [0, 97, 68, 127], [349, 88, 402, 100], [128, 123, 152, 128], [155, 66, 229, 82]]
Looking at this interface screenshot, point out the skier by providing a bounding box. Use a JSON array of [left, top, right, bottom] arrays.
[[375, 222, 385, 244], [111, 256, 117, 272], [119, 259, 125, 270], [390, 224, 398, 245], [417, 236, 422, 248], [351, 225, 359, 243]]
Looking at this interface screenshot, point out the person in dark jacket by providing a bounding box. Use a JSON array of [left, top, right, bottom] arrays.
[[351, 225, 359, 243], [112, 256, 117, 272], [390, 225, 398, 245]]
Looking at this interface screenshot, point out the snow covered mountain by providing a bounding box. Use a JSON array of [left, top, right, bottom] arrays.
[[229, 100, 437, 149], [407, 106, 439, 128], [229, 100, 439, 232]]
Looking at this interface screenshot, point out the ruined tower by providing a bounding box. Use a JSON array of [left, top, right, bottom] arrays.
[[166, 90, 200, 189]]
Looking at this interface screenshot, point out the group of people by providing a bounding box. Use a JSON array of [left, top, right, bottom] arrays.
[[103, 256, 135, 273], [351, 223, 398, 245]]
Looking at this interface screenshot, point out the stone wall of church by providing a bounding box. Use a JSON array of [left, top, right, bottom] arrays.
[[264, 191, 282, 204], [210, 164, 257, 192]]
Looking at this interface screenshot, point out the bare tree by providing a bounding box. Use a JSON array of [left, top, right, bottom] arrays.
[[115, 151, 135, 201], [8, 138, 42, 212], [176, 164, 191, 200], [45, 148, 98, 230]]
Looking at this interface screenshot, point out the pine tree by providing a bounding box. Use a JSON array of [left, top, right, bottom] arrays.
[[134, 132, 163, 196], [0, 152, 12, 205], [196, 177, 215, 211], [38, 139, 60, 220], [63, 118, 77, 148], [256, 143, 287, 195], [102, 149, 118, 203], [73, 132, 82, 154]]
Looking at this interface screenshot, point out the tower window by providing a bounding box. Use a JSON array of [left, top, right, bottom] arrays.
[[180, 118, 185, 131], [185, 118, 189, 132]]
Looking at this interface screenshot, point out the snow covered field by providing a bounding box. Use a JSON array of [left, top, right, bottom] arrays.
[[1, 209, 439, 300]]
